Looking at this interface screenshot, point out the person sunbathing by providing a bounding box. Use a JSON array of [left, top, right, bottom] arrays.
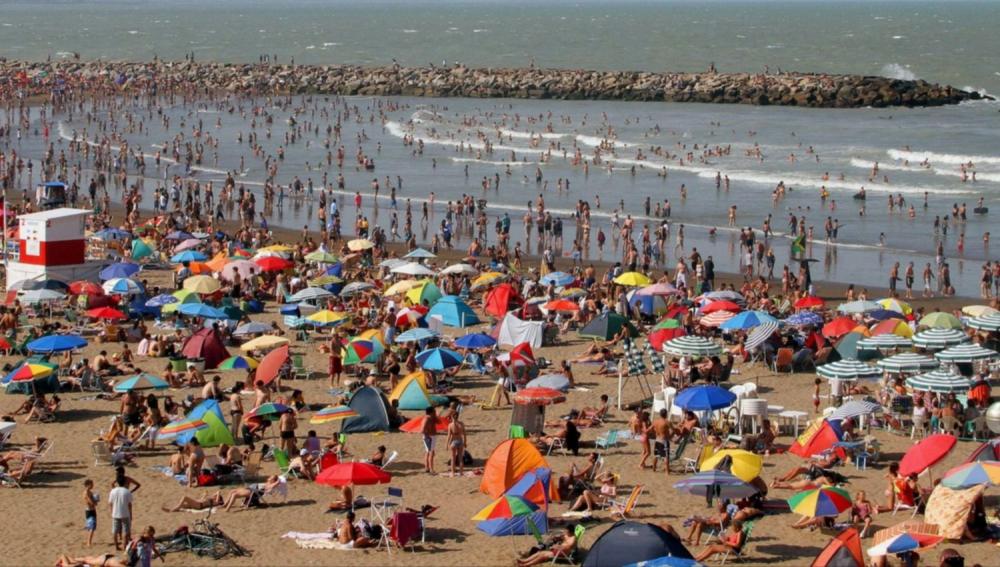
[[336, 511, 374, 548], [580, 395, 610, 422], [792, 515, 835, 530], [571, 343, 609, 363], [770, 464, 842, 490], [223, 474, 282, 511], [569, 472, 616, 512], [684, 501, 732, 546], [2, 458, 36, 482], [56, 554, 127, 567], [327, 483, 354, 511], [162, 491, 224, 512], [693, 521, 746, 563], [168, 446, 188, 475], [517, 524, 577, 567], [289, 450, 318, 480]]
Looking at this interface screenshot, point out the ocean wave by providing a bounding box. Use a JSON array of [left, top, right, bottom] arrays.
[[880, 63, 918, 81], [887, 148, 1000, 167], [696, 169, 971, 196], [575, 134, 634, 148], [449, 157, 532, 167]]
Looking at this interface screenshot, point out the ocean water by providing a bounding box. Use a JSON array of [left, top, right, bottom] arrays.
[[4, 0, 1000, 294]]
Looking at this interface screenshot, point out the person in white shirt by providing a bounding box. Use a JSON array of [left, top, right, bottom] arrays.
[[108, 480, 133, 550]]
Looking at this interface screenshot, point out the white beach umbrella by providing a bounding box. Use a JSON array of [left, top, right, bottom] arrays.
[[935, 343, 998, 363], [391, 262, 437, 277], [876, 353, 939, 373], [912, 328, 969, 350], [440, 263, 480, 276], [905, 369, 972, 393]]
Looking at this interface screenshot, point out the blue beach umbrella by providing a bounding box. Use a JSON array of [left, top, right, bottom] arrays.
[[171, 250, 208, 263], [178, 303, 228, 319], [625, 558, 703, 567], [102, 278, 144, 295], [719, 310, 778, 331], [539, 271, 575, 287], [95, 227, 132, 241], [145, 294, 179, 307], [27, 334, 88, 353], [164, 230, 195, 241], [395, 328, 440, 343], [673, 385, 736, 411], [784, 311, 823, 327], [454, 333, 497, 349], [416, 347, 464, 371], [100, 262, 141, 281]]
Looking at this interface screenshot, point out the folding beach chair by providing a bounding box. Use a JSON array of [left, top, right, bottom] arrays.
[[380, 450, 399, 470], [719, 520, 754, 564], [272, 449, 301, 478], [291, 354, 311, 380], [606, 484, 644, 519], [595, 429, 620, 452], [551, 524, 586, 564]]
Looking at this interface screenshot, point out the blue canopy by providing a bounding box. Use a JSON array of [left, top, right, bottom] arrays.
[[416, 347, 464, 371], [170, 250, 207, 263], [100, 262, 141, 281], [27, 334, 87, 353], [719, 310, 778, 331], [454, 333, 497, 349], [395, 328, 440, 343], [178, 303, 227, 319], [539, 271, 575, 287], [673, 385, 736, 411], [426, 295, 480, 327]]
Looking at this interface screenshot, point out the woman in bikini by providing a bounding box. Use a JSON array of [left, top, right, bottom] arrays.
[[162, 491, 225, 512]]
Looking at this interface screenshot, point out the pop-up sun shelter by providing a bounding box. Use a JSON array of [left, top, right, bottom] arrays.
[[181, 327, 230, 369], [388, 371, 448, 410], [477, 467, 553, 537], [481, 438, 558, 500], [340, 386, 392, 433], [582, 521, 693, 567], [174, 399, 235, 447], [427, 295, 480, 327]]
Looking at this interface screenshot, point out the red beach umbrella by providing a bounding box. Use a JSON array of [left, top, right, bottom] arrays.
[[899, 434, 957, 477], [86, 307, 127, 320], [256, 344, 290, 385], [795, 296, 825, 309], [648, 327, 687, 351], [254, 256, 294, 272], [822, 316, 858, 339], [703, 300, 741, 314], [69, 281, 104, 296], [543, 299, 580, 312], [315, 462, 391, 487], [514, 387, 566, 406]]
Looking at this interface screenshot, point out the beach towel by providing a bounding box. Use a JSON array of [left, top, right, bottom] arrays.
[[924, 484, 984, 540], [296, 540, 356, 550], [151, 465, 188, 485], [281, 531, 334, 541], [183, 507, 219, 514]]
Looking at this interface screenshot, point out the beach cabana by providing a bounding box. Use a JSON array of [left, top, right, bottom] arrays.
[[427, 295, 480, 327], [340, 386, 392, 434], [582, 521, 693, 567], [481, 439, 555, 500]]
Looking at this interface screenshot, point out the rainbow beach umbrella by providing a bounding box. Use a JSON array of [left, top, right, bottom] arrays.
[[788, 485, 852, 517], [157, 418, 208, 439], [941, 461, 1000, 489], [8, 363, 56, 383], [342, 338, 379, 365], [309, 405, 359, 425], [218, 355, 259, 370], [114, 373, 169, 392], [471, 494, 539, 521]]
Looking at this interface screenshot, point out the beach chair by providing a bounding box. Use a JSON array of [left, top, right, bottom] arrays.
[[910, 414, 927, 439], [381, 511, 422, 554], [719, 520, 754, 564], [372, 486, 404, 525], [771, 348, 794, 373], [238, 452, 263, 481], [547, 437, 566, 456], [594, 429, 620, 452], [291, 354, 311, 380], [91, 440, 125, 466], [551, 524, 586, 564], [606, 485, 643, 519], [0, 466, 25, 488], [272, 449, 300, 478], [380, 450, 399, 470]]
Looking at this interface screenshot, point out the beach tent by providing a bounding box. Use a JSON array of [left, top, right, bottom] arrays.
[[341, 386, 392, 433], [389, 372, 447, 410], [406, 280, 442, 307], [484, 283, 523, 318], [477, 468, 552, 537], [582, 521, 693, 567], [174, 399, 234, 448], [493, 313, 543, 348], [579, 312, 639, 341], [790, 419, 845, 460], [811, 527, 864, 567], [181, 327, 229, 369], [481, 439, 557, 500], [427, 295, 480, 327], [966, 439, 1000, 463]]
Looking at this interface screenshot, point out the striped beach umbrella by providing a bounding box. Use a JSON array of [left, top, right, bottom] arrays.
[[905, 370, 972, 393], [306, 310, 350, 327], [912, 328, 968, 350], [746, 321, 779, 352], [246, 402, 292, 419], [102, 277, 144, 295], [941, 461, 1000, 489], [290, 286, 335, 303], [871, 318, 913, 338], [788, 485, 852, 517], [662, 336, 722, 357], [719, 310, 778, 331], [966, 312, 1000, 332], [817, 360, 880, 380], [218, 355, 259, 370], [309, 405, 359, 425], [867, 523, 943, 558], [343, 339, 378, 365], [700, 310, 735, 328], [8, 363, 56, 383], [877, 298, 913, 315], [876, 353, 939, 373], [935, 343, 997, 363], [471, 494, 538, 522], [829, 400, 882, 422], [114, 373, 169, 392], [857, 334, 913, 351]]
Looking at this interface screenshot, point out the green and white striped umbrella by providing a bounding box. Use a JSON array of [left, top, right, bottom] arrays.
[[935, 343, 998, 363], [966, 312, 1000, 332], [662, 335, 722, 357], [857, 335, 913, 351], [912, 328, 968, 350], [905, 369, 973, 393], [876, 353, 940, 373], [816, 359, 881, 380]]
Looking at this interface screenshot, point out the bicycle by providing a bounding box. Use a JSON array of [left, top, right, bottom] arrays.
[[156, 512, 252, 560]]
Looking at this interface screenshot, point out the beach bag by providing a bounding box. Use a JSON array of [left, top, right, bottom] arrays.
[[196, 471, 218, 487], [462, 450, 473, 466]]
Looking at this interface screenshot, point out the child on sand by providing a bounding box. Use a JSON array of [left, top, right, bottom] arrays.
[[82, 479, 98, 547]]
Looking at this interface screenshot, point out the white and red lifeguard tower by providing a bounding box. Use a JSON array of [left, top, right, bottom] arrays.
[[5, 208, 103, 290]]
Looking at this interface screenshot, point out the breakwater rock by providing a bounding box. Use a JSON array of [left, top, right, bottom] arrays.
[[1, 60, 990, 108]]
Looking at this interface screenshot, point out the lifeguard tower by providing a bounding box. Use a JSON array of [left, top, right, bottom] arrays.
[[5, 208, 103, 290]]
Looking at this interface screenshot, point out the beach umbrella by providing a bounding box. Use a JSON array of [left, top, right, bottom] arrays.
[[912, 328, 967, 349], [455, 333, 497, 349], [866, 308, 905, 322], [470, 272, 508, 291], [636, 282, 680, 297], [170, 250, 208, 263], [719, 310, 777, 331], [27, 334, 87, 353], [69, 280, 105, 296], [526, 374, 571, 392], [543, 299, 580, 313], [7, 363, 56, 383], [380, 258, 409, 271], [416, 347, 464, 371], [870, 318, 912, 338], [290, 287, 334, 303], [440, 263, 479, 276], [94, 227, 132, 241], [305, 310, 349, 327], [702, 300, 741, 314], [157, 418, 208, 439], [404, 247, 437, 259], [114, 373, 169, 392], [559, 287, 587, 300], [822, 316, 856, 339], [662, 336, 722, 357], [218, 355, 259, 370], [395, 306, 428, 328], [145, 293, 178, 308], [967, 313, 1000, 332], [21, 279, 69, 292], [254, 256, 294, 272], [648, 327, 686, 352], [258, 244, 294, 255], [102, 278, 143, 295], [745, 321, 779, 352], [794, 296, 825, 309], [788, 486, 852, 517], [400, 414, 451, 434], [816, 360, 880, 380], [784, 311, 823, 327], [941, 461, 1000, 489], [699, 311, 735, 328], [935, 343, 997, 363], [703, 290, 745, 303], [867, 522, 943, 558], [877, 298, 912, 316], [341, 281, 376, 296], [514, 387, 567, 406], [674, 385, 736, 411], [540, 271, 576, 287], [624, 558, 701, 567], [899, 434, 957, 476], [395, 328, 440, 343], [309, 405, 358, 425], [700, 450, 763, 483], [86, 306, 127, 321], [164, 230, 195, 241], [653, 318, 684, 331], [829, 400, 883, 422], [905, 369, 972, 393], [342, 339, 378, 365], [383, 279, 423, 297], [240, 335, 291, 352], [315, 462, 390, 487], [962, 305, 998, 318], [20, 289, 66, 304], [304, 250, 339, 263], [233, 321, 272, 336], [178, 303, 227, 319], [876, 353, 938, 373], [391, 261, 437, 277], [857, 335, 913, 352], [919, 312, 962, 330], [99, 262, 140, 280], [220, 259, 258, 281], [346, 239, 375, 252], [130, 238, 155, 260], [673, 470, 757, 500], [471, 494, 538, 522], [614, 271, 652, 287], [183, 275, 221, 294], [245, 402, 292, 419], [308, 275, 344, 287], [173, 238, 203, 253]]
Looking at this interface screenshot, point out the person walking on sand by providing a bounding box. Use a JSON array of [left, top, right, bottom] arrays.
[[108, 478, 133, 551], [83, 479, 98, 547], [446, 413, 467, 476], [422, 406, 438, 474], [651, 409, 672, 475]]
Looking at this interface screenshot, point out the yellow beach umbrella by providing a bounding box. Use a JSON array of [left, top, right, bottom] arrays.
[[308, 275, 344, 287], [962, 305, 998, 318], [877, 298, 913, 316], [240, 335, 291, 352], [259, 244, 295, 254], [161, 288, 201, 313], [306, 310, 350, 326], [384, 279, 422, 297], [614, 271, 652, 287], [358, 328, 385, 347], [183, 275, 221, 294], [700, 449, 763, 483], [470, 271, 507, 291], [347, 239, 375, 251]]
